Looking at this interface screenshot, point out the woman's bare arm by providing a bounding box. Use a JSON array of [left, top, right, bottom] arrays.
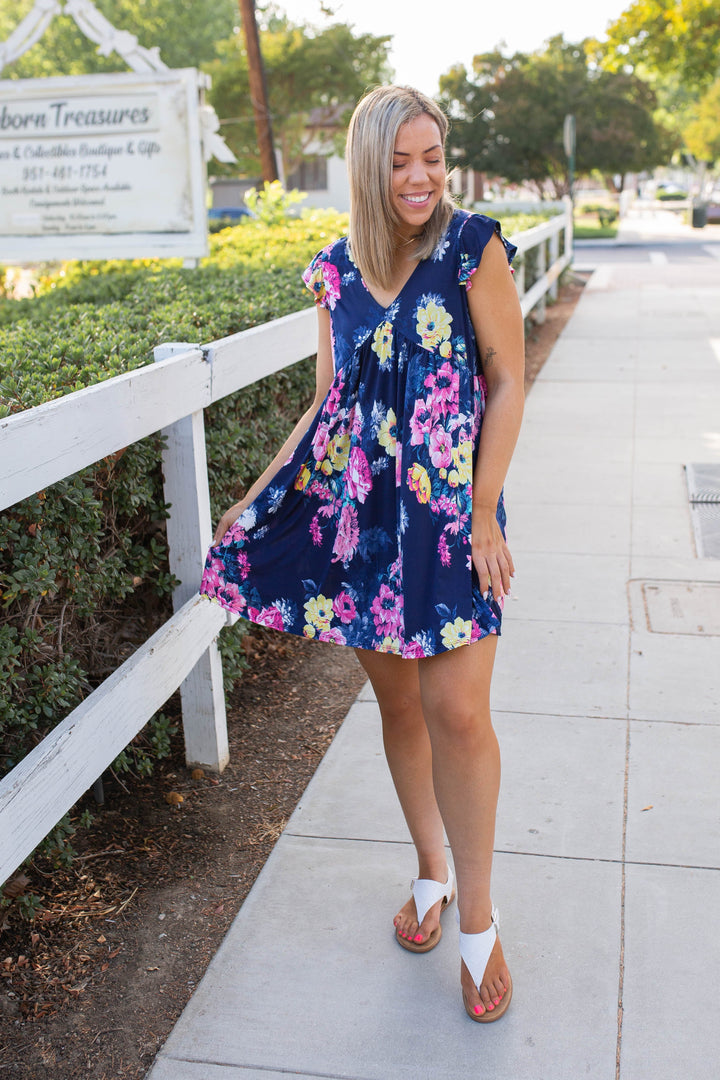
[[466, 234, 525, 599]]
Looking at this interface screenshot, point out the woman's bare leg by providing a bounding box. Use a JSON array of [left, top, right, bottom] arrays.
[[417, 635, 510, 1016], [355, 648, 449, 944]]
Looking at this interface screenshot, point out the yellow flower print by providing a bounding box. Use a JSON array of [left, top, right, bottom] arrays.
[[439, 339, 452, 359], [378, 408, 397, 457], [447, 469, 460, 487], [303, 624, 317, 638], [294, 464, 311, 491], [304, 594, 334, 630], [328, 431, 351, 471], [416, 300, 452, 349], [372, 320, 393, 362], [452, 440, 473, 485], [407, 462, 432, 504], [441, 617, 473, 649], [377, 635, 402, 654]]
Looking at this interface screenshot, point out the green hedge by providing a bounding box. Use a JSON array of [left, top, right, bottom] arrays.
[[0, 205, 547, 786], [0, 211, 345, 781]]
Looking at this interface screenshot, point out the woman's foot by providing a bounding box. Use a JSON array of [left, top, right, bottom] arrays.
[[460, 931, 511, 1018], [394, 867, 454, 951], [394, 893, 443, 946], [459, 909, 512, 1021]]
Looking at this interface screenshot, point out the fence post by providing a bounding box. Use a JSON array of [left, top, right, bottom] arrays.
[[154, 343, 229, 773], [549, 227, 560, 302], [534, 235, 548, 324]]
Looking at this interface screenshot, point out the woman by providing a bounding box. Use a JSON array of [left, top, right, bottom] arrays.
[[201, 85, 525, 1022]]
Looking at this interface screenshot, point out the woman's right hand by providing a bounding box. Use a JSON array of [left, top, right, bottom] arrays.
[[212, 498, 249, 546]]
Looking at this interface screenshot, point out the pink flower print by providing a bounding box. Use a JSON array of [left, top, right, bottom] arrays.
[[323, 262, 341, 309], [312, 420, 331, 462], [395, 440, 403, 488], [201, 566, 221, 596], [402, 640, 426, 659], [345, 446, 372, 503], [438, 533, 451, 567], [371, 584, 404, 637], [424, 362, 459, 416], [332, 503, 360, 564], [333, 591, 358, 624], [236, 551, 250, 580], [221, 581, 246, 612], [224, 522, 247, 545], [351, 402, 364, 438], [310, 514, 323, 545], [325, 374, 344, 415], [409, 397, 434, 445], [429, 425, 453, 469], [319, 626, 347, 645], [255, 604, 285, 631]]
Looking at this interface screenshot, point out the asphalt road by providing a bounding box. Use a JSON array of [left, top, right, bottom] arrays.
[[572, 211, 720, 269]]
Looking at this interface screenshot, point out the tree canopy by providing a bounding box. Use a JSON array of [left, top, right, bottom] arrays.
[[600, 0, 720, 96], [0, 0, 237, 77], [439, 37, 674, 196], [205, 15, 392, 179]]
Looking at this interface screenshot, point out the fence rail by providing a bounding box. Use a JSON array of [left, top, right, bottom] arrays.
[[0, 203, 572, 886]]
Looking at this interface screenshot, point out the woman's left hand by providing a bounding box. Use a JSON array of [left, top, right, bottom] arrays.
[[471, 505, 514, 600]]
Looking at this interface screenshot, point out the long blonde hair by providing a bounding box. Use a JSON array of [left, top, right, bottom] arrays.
[[346, 85, 455, 291]]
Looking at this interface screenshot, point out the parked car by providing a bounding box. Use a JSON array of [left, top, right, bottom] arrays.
[[207, 206, 254, 231]]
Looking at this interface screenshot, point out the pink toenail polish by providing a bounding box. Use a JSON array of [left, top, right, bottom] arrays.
[[494, 997, 500, 1005], [474, 1005, 484, 1015], [414, 934, 423, 943]]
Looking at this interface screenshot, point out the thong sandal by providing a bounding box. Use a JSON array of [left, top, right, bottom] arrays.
[[395, 867, 455, 953], [459, 907, 513, 1022]]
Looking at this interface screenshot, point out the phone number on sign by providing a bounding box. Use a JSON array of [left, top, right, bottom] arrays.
[[21, 163, 109, 182]]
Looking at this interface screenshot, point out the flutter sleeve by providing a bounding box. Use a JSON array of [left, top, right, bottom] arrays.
[[301, 242, 342, 310], [457, 213, 517, 290]]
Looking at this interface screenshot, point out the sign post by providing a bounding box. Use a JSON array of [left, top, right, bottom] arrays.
[[563, 113, 576, 205]]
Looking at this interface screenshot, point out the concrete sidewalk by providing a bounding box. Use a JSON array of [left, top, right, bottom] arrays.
[[147, 238, 720, 1079]]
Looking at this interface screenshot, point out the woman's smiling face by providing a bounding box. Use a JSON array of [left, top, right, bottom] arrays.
[[391, 113, 446, 240]]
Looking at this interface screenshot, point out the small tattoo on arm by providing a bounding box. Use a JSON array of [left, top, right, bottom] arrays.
[[483, 346, 497, 369]]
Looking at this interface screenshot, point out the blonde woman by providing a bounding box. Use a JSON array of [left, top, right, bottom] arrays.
[[202, 85, 524, 1022]]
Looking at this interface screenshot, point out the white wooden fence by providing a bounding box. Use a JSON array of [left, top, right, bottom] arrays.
[[0, 203, 572, 886]]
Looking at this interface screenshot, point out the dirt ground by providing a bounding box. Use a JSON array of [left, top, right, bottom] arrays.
[[0, 274, 587, 1078]]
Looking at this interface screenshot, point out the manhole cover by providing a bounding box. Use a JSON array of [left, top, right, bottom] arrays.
[[642, 581, 720, 636]]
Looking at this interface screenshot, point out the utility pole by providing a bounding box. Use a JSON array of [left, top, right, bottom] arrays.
[[238, 0, 278, 183]]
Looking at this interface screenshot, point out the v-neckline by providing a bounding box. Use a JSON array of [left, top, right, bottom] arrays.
[[361, 255, 423, 313]]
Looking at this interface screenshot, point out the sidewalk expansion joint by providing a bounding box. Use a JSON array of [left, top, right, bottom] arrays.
[[157, 1054, 377, 1080]]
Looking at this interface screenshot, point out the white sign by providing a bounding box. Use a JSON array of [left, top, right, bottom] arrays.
[[0, 68, 209, 261]]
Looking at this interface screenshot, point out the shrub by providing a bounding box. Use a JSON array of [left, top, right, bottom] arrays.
[[0, 212, 347, 789]]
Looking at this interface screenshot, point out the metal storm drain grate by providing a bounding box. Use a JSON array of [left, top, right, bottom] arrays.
[[641, 581, 720, 636], [685, 464, 720, 559]]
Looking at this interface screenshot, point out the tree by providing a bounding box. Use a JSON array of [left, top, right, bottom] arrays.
[[439, 37, 674, 197], [205, 15, 392, 179], [600, 0, 720, 96], [0, 0, 237, 77], [684, 80, 720, 165]]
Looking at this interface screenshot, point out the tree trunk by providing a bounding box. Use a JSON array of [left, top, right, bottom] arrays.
[[238, 0, 278, 183]]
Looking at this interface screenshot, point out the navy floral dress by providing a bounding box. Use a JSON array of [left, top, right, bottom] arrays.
[[200, 210, 516, 657]]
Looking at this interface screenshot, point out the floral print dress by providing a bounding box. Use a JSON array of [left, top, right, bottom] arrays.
[[200, 210, 517, 658]]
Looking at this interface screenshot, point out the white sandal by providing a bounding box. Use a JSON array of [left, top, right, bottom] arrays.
[[395, 867, 455, 953], [459, 906, 513, 1022]]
